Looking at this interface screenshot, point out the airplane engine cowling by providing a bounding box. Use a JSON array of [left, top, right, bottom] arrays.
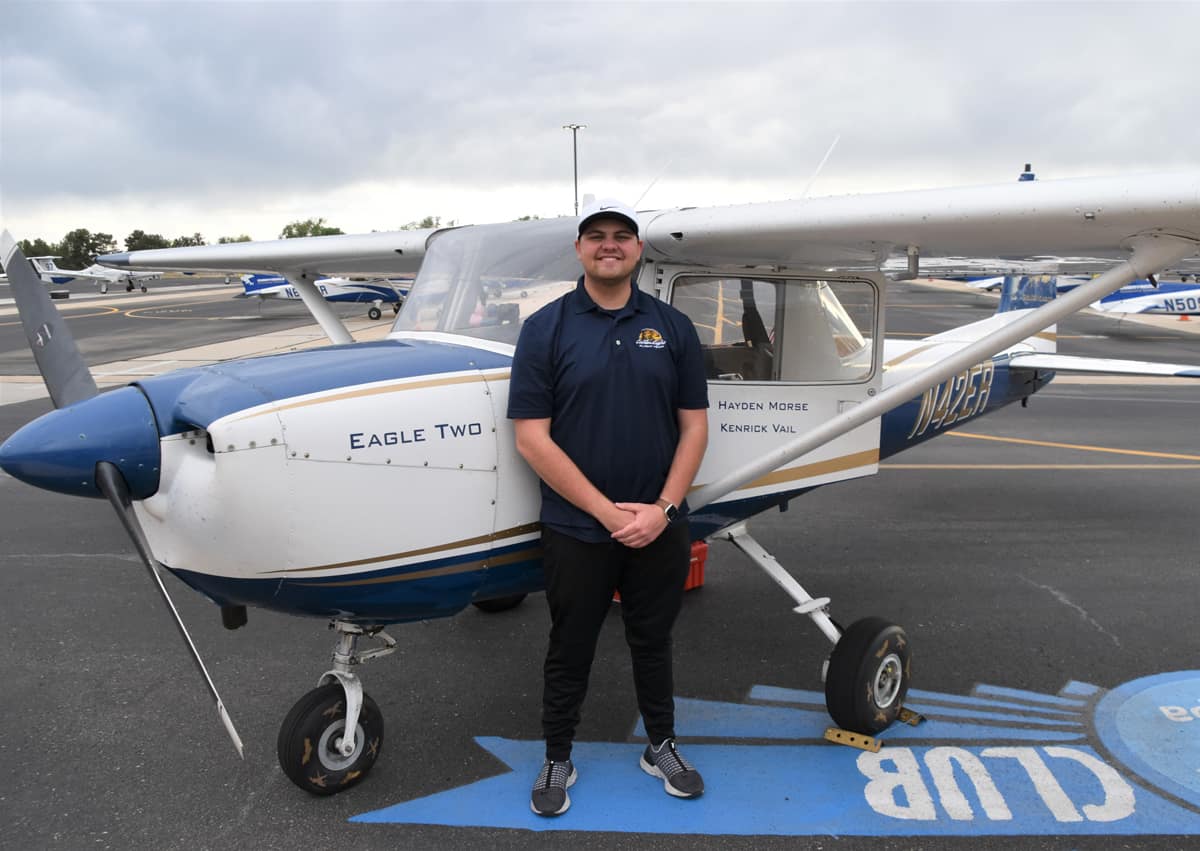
[[0, 385, 161, 499]]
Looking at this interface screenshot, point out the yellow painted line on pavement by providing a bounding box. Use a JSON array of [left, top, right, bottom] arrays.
[[0, 306, 120, 326], [947, 430, 1200, 461], [123, 293, 234, 318]]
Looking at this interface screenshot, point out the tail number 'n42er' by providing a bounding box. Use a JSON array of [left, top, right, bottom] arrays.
[[909, 361, 995, 439]]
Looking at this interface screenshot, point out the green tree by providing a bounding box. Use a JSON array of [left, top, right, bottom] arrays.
[[515, 214, 541, 221], [17, 237, 61, 258], [279, 218, 343, 239], [217, 234, 253, 244], [171, 232, 206, 247], [58, 229, 116, 268], [399, 215, 458, 230], [400, 215, 440, 230], [125, 230, 171, 251]]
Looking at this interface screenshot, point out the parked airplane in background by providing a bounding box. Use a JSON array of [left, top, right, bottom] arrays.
[[3, 170, 1200, 797], [239, 273, 410, 320], [1058, 277, 1200, 316], [961, 274, 1200, 316], [28, 256, 163, 293]]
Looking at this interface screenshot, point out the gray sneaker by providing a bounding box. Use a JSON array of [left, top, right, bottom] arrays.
[[530, 758, 577, 816], [640, 738, 704, 798]]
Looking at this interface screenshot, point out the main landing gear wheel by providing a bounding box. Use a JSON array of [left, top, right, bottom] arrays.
[[368, 306, 383, 320], [824, 617, 911, 734], [472, 593, 527, 613], [277, 683, 384, 795]]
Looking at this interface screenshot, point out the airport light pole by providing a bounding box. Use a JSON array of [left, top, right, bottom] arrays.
[[562, 123, 586, 215]]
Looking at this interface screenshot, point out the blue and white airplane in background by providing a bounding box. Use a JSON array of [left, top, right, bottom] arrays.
[[239, 273, 410, 320], [27, 255, 163, 293], [1058, 277, 1200, 316], [962, 275, 1200, 315], [3, 171, 1200, 797]]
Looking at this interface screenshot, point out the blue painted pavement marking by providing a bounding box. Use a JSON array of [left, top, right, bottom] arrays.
[[752, 684, 1084, 718], [352, 675, 1200, 835], [353, 737, 1200, 835], [1094, 671, 1200, 810]]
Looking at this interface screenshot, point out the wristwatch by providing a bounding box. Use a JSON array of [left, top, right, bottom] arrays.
[[656, 497, 679, 522]]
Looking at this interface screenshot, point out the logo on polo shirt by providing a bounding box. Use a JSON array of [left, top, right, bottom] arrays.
[[635, 328, 666, 349]]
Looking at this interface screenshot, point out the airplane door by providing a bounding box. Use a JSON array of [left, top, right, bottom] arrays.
[[661, 270, 884, 509]]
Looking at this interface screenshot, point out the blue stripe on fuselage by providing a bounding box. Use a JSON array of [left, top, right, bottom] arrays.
[[135, 339, 513, 435], [167, 537, 544, 623]]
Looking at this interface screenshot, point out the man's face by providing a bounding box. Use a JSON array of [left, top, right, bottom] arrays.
[[575, 218, 643, 286]]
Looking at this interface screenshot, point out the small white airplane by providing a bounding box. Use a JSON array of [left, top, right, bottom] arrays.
[[27, 255, 163, 293], [3, 170, 1200, 797], [239, 272, 410, 320]]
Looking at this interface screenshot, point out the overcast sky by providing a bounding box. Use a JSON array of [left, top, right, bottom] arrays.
[[3, 1, 1199, 246]]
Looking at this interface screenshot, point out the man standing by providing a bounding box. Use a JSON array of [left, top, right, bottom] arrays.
[[508, 198, 709, 817]]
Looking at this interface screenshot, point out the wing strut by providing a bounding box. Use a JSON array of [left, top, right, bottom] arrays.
[[690, 234, 1198, 511], [284, 272, 354, 345]]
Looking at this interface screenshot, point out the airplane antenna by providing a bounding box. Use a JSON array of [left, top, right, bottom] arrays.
[[800, 134, 840, 200], [634, 156, 675, 208]]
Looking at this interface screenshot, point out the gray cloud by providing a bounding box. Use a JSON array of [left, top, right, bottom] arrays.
[[3, 1, 1199, 238]]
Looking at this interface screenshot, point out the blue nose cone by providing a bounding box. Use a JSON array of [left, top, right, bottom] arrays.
[[0, 386, 161, 499]]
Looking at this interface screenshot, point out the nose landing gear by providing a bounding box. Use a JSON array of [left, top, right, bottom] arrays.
[[276, 620, 396, 794]]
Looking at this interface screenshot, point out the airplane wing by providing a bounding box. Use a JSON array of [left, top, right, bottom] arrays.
[[97, 173, 1200, 284], [1007, 353, 1200, 377], [640, 171, 1200, 271], [98, 229, 438, 279], [100, 230, 438, 345]]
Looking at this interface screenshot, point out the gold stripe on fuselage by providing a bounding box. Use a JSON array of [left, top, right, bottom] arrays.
[[691, 447, 880, 495], [306, 544, 543, 587], [261, 521, 541, 576]]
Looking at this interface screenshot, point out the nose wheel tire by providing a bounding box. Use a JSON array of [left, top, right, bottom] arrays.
[[277, 683, 384, 795], [368, 306, 383, 320], [824, 617, 911, 734]]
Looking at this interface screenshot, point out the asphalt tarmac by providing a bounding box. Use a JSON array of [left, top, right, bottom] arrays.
[[1, 281, 1198, 849]]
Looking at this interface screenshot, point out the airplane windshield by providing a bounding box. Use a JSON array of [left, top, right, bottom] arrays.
[[392, 218, 581, 345]]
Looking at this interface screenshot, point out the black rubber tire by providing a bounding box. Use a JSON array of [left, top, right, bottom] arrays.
[[368, 307, 382, 320], [472, 593, 527, 613], [125, 282, 134, 292], [141, 284, 147, 293], [824, 617, 911, 734], [277, 684, 384, 795]]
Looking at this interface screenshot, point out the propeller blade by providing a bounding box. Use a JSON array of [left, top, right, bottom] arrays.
[[94, 461, 245, 759], [0, 231, 98, 408]]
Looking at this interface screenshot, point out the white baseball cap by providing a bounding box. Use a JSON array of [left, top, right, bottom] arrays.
[[577, 198, 639, 237]]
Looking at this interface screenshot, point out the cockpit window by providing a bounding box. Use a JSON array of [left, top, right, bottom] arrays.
[[671, 276, 876, 383], [392, 218, 581, 345]]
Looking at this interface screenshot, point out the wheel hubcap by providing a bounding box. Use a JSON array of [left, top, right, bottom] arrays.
[[873, 652, 903, 709], [317, 719, 365, 771]]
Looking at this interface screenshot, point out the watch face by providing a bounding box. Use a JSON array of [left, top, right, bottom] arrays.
[[665, 504, 678, 522]]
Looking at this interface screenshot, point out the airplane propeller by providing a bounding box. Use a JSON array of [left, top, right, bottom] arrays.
[[95, 461, 244, 758], [0, 231, 244, 758]]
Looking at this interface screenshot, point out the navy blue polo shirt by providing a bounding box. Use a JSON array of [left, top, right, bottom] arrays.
[[508, 277, 709, 543]]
